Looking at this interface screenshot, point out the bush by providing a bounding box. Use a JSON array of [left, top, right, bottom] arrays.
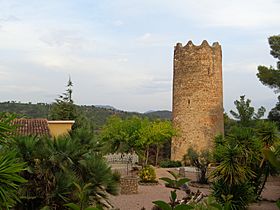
[[159, 160, 182, 168], [139, 165, 157, 183], [183, 148, 211, 184]]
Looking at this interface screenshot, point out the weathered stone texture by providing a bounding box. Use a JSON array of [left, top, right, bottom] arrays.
[[120, 177, 138, 194], [171, 40, 224, 161]]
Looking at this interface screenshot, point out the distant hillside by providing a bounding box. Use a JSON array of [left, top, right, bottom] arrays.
[[94, 105, 116, 110], [0, 101, 171, 128], [144, 110, 172, 120]]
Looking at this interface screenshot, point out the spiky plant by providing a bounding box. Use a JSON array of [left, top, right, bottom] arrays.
[[0, 150, 26, 209]]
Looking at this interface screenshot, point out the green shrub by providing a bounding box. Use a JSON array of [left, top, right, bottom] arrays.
[[183, 148, 211, 184], [212, 180, 254, 210], [139, 165, 157, 183], [159, 160, 182, 168]]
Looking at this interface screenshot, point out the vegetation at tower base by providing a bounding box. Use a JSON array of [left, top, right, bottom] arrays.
[[257, 35, 280, 125], [183, 148, 211, 184]]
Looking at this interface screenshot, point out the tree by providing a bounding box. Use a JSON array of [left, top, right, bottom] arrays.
[[139, 120, 176, 165], [0, 150, 26, 209], [12, 133, 118, 209], [257, 35, 280, 124], [100, 116, 176, 165], [230, 95, 265, 126], [253, 121, 279, 197], [50, 77, 77, 121], [268, 95, 280, 125], [257, 35, 280, 92], [0, 114, 26, 209]]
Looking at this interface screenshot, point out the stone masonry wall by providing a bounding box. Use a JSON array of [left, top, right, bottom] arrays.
[[120, 177, 138, 194], [171, 40, 224, 161]]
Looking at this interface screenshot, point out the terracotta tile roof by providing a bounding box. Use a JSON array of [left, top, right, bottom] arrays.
[[13, 118, 50, 137]]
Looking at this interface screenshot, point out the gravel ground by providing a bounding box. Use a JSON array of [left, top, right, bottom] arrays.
[[109, 167, 280, 210]]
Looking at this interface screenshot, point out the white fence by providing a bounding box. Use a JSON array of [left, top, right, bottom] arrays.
[[104, 153, 139, 164]]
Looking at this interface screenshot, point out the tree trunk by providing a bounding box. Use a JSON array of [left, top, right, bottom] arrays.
[[155, 145, 160, 166], [145, 146, 149, 165]]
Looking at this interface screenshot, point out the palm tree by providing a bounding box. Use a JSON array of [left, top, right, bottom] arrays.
[[12, 132, 119, 210], [0, 150, 26, 209], [254, 121, 280, 197]]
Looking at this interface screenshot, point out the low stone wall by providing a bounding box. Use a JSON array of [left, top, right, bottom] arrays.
[[120, 176, 138, 194]]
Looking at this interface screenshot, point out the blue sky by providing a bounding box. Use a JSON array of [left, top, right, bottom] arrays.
[[0, 0, 279, 113]]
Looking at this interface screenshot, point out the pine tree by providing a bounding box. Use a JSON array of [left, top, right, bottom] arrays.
[[257, 35, 280, 124], [50, 77, 77, 120]]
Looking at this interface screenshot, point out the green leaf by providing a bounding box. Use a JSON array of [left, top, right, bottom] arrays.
[[263, 149, 280, 169], [171, 190, 177, 201], [209, 203, 223, 210], [276, 199, 280, 209], [176, 178, 190, 188], [168, 170, 178, 179], [84, 207, 100, 210], [160, 177, 175, 185], [153, 200, 172, 210], [64, 203, 80, 210], [40, 206, 52, 210], [174, 204, 194, 210]]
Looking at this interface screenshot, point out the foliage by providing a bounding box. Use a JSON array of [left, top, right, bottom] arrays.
[[257, 35, 280, 92], [0, 112, 17, 145], [64, 183, 101, 210], [252, 121, 280, 197], [153, 171, 192, 210], [211, 142, 255, 209], [153, 171, 229, 210], [190, 196, 231, 210], [230, 95, 265, 126], [223, 113, 237, 135], [0, 150, 26, 209], [50, 78, 78, 121], [10, 131, 118, 210], [212, 121, 280, 209], [139, 165, 157, 183], [184, 148, 211, 184], [277, 199, 280, 209], [159, 160, 182, 168], [159, 170, 190, 189], [268, 95, 280, 124], [0, 102, 171, 130], [64, 203, 99, 210], [257, 35, 280, 124], [100, 116, 176, 165], [138, 120, 176, 165], [100, 116, 146, 154]]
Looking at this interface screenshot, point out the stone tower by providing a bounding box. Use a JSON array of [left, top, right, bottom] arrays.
[[171, 40, 224, 161]]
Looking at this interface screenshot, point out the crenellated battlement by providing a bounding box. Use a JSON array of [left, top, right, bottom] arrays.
[[175, 40, 221, 51]]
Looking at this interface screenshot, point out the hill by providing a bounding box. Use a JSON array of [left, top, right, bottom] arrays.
[[0, 101, 171, 128], [144, 110, 172, 120]]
